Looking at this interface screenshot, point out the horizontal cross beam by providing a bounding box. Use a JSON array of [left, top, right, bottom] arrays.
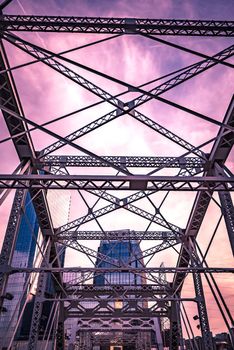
[[56, 230, 177, 240], [40, 155, 206, 169], [0, 16, 233, 36], [65, 310, 168, 318], [0, 174, 233, 191], [42, 296, 195, 302], [4, 266, 234, 274], [64, 284, 169, 294]]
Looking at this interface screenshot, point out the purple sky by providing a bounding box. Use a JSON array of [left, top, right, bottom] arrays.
[[0, 0, 234, 337]]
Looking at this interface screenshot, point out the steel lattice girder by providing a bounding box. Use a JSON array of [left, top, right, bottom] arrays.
[[0, 42, 55, 235], [173, 96, 234, 291], [56, 237, 180, 270], [3, 32, 233, 162], [75, 317, 158, 331], [0, 15, 233, 36], [56, 229, 177, 240], [65, 309, 168, 319], [39, 155, 206, 169], [45, 297, 194, 302], [0, 173, 233, 191], [4, 266, 234, 274], [64, 284, 170, 296], [0, 41, 62, 297]]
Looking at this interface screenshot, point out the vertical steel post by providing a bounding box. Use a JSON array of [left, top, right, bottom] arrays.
[[193, 272, 214, 349], [219, 191, 234, 255], [169, 301, 181, 350], [190, 238, 214, 350], [56, 301, 65, 350], [28, 240, 51, 350]]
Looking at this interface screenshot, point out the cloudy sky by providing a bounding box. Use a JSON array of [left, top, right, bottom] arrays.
[[0, 0, 233, 338]]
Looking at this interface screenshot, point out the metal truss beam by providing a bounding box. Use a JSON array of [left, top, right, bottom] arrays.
[[169, 301, 181, 350], [173, 96, 234, 290], [219, 191, 234, 255], [0, 41, 56, 236], [0, 39, 65, 349], [0, 39, 63, 301], [64, 284, 170, 296], [63, 287, 170, 319], [57, 236, 179, 270], [56, 199, 176, 235], [0, 41, 35, 158], [5, 266, 234, 274], [32, 38, 234, 160], [5, 35, 207, 161], [0, 173, 232, 191], [73, 317, 157, 332], [7, 32, 233, 161], [43, 296, 194, 303], [40, 155, 206, 169], [65, 309, 168, 319], [56, 229, 176, 240], [193, 271, 213, 349], [28, 241, 51, 349], [0, 16, 233, 36], [57, 185, 182, 234]]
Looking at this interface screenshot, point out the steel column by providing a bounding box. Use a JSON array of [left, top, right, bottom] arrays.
[[219, 191, 234, 255], [169, 301, 181, 350], [28, 241, 51, 350], [191, 240, 214, 350]]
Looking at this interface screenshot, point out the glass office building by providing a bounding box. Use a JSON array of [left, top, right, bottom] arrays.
[[94, 240, 145, 286], [92, 238, 150, 350], [0, 189, 70, 349], [0, 191, 40, 347]]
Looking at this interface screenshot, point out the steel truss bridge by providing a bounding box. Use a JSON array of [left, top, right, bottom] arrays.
[[0, 1, 233, 349]]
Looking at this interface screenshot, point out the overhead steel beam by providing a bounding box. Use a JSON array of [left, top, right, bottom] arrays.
[[3, 32, 207, 161], [57, 237, 179, 270], [56, 229, 176, 240], [65, 309, 168, 319], [64, 284, 170, 296], [0, 173, 232, 191], [46, 297, 193, 302], [26, 37, 233, 159], [40, 155, 206, 169], [0, 16, 233, 36], [218, 191, 234, 255], [5, 266, 234, 274], [56, 197, 181, 236], [70, 317, 158, 332], [7, 32, 233, 161]]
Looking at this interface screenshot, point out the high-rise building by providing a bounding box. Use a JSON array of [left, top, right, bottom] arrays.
[[0, 189, 70, 349], [94, 240, 145, 286], [90, 237, 156, 350]]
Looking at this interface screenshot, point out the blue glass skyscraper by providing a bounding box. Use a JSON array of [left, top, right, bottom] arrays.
[[0, 191, 40, 346], [94, 240, 144, 286], [0, 189, 70, 349]]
